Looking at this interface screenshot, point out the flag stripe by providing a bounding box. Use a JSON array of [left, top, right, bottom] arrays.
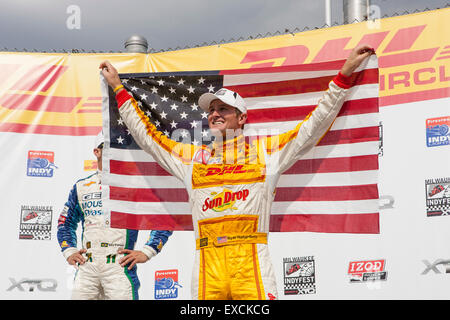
[[109, 184, 378, 203], [246, 97, 378, 124], [110, 186, 189, 202], [106, 198, 378, 216], [284, 154, 378, 174], [269, 213, 379, 233], [226, 68, 378, 98], [110, 154, 378, 177], [274, 184, 378, 201], [109, 211, 379, 233], [317, 126, 379, 146], [111, 211, 193, 230], [106, 169, 378, 189], [107, 140, 379, 162], [243, 84, 378, 110], [246, 112, 379, 134]]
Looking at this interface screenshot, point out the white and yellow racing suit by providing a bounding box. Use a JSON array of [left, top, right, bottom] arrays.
[[114, 72, 351, 300]]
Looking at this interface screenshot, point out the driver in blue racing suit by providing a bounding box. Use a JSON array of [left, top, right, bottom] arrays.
[[57, 132, 172, 300]]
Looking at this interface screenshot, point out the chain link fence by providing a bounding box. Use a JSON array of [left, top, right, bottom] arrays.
[[1, 3, 449, 54]]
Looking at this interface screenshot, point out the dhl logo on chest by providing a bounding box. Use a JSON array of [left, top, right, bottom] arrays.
[[192, 163, 266, 188]]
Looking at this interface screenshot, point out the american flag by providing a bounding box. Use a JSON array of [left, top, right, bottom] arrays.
[[101, 55, 380, 233]]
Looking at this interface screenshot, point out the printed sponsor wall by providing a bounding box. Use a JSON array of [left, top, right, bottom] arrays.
[[1, 8, 449, 299]]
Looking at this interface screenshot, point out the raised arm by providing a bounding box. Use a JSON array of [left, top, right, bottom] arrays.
[[100, 61, 201, 181]]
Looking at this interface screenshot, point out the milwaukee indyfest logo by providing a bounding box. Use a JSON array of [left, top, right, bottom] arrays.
[[425, 177, 450, 216], [154, 269, 182, 299], [19, 205, 53, 240], [348, 259, 387, 282], [283, 256, 316, 295]]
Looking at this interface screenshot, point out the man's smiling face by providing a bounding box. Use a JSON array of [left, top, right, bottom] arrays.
[[207, 99, 247, 136]]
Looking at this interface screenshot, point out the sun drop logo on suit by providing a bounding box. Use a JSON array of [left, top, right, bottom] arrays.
[[27, 150, 58, 177], [202, 188, 249, 212]]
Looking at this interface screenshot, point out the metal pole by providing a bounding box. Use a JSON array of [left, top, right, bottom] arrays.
[[343, 0, 369, 24], [124, 35, 149, 53], [325, 0, 331, 26]]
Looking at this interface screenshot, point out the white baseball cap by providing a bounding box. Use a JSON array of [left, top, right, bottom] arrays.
[[94, 131, 104, 149], [198, 88, 247, 114]]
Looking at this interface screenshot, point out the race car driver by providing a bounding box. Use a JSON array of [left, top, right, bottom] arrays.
[[99, 44, 374, 300], [57, 132, 172, 300]]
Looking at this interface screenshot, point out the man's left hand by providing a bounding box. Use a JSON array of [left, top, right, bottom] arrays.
[[340, 44, 375, 77], [118, 249, 149, 270]]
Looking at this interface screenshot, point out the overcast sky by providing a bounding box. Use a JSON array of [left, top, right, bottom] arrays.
[[0, 0, 448, 52]]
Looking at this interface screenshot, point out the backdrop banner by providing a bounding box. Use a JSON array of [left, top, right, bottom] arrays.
[[0, 8, 449, 300]]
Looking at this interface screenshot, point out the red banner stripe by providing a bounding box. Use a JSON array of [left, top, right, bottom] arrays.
[[246, 97, 378, 124], [378, 48, 438, 68], [11, 65, 68, 92], [0, 122, 101, 136], [0, 93, 81, 113], [226, 68, 378, 98], [379, 87, 450, 107]]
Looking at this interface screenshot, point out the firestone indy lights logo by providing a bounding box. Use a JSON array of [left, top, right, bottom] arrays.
[[426, 116, 450, 147], [348, 259, 387, 282], [155, 269, 182, 299], [27, 150, 58, 177], [19, 205, 53, 240], [283, 256, 316, 295], [425, 177, 450, 216]]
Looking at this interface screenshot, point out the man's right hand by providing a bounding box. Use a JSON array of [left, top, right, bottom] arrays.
[[99, 61, 123, 90], [67, 249, 87, 266]]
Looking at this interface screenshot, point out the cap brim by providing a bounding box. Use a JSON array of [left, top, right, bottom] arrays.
[[198, 92, 219, 112]]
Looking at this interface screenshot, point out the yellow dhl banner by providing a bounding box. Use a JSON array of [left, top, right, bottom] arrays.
[[0, 8, 449, 136]]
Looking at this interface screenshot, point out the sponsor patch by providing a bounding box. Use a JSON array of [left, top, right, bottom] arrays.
[[425, 177, 450, 216], [19, 205, 52, 240], [155, 269, 182, 299], [283, 256, 316, 295], [348, 259, 387, 282], [426, 116, 450, 147], [27, 150, 57, 177]]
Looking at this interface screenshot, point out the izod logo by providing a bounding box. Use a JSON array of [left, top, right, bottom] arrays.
[[202, 188, 249, 212]]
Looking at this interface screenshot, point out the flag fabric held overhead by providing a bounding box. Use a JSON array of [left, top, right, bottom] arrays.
[[101, 55, 380, 233]]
